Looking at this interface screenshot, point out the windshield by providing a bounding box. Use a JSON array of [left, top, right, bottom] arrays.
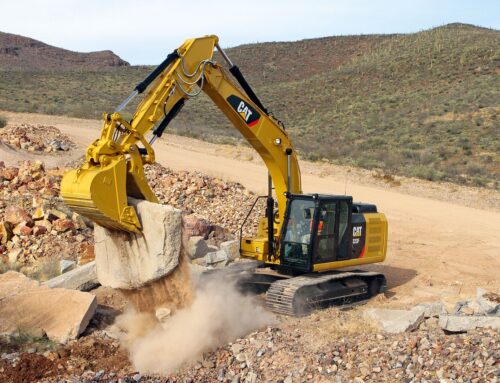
[[282, 199, 315, 269]]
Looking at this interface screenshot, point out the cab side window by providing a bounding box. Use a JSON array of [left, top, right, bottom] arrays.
[[314, 202, 336, 262]]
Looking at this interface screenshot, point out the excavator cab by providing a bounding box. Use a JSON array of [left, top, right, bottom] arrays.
[[279, 193, 387, 274], [280, 194, 352, 273]]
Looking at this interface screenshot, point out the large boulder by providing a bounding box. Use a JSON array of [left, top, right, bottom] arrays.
[[0, 271, 96, 344], [94, 199, 183, 289]]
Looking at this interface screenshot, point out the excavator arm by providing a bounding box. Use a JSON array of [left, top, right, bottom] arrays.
[[61, 35, 301, 260]]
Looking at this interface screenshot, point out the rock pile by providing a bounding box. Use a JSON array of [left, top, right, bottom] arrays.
[[0, 161, 94, 275], [145, 163, 264, 237], [1, 303, 499, 382], [191, 321, 498, 383], [439, 288, 500, 333], [0, 124, 75, 153], [0, 160, 265, 279], [367, 291, 500, 335]]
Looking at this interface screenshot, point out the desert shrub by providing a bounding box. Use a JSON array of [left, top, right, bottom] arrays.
[[0, 116, 6, 129]]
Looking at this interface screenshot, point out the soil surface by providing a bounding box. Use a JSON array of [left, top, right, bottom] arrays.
[[0, 111, 499, 382], [2, 111, 499, 309]]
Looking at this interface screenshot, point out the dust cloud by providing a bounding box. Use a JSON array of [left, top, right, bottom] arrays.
[[115, 263, 275, 375], [120, 254, 193, 313]]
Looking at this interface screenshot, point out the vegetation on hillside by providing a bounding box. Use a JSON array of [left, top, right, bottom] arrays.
[[0, 24, 498, 188]]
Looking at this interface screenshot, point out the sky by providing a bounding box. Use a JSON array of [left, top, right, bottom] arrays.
[[1, 0, 498, 65]]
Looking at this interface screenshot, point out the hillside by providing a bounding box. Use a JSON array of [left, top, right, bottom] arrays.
[[0, 23, 498, 188], [0, 31, 129, 70]]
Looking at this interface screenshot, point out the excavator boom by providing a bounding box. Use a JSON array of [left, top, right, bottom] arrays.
[[61, 35, 389, 315], [61, 35, 301, 256]]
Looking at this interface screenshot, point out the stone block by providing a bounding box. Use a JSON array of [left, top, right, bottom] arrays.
[[187, 236, 210, 259], [220, 240, 240, 261], [44, 261, 98, 291], [364, 307, 425, 333], [0, 271, 96, 344], [439, 314, 500, 332], [94, 199, 183, 289], [205, 250, 228, 266]]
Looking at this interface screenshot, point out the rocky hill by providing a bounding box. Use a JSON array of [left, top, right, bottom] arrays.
[[0, 31, 129, 71], [0, 24, 498, 187]]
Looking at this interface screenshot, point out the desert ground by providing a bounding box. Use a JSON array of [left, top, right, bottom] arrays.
[[2, 111, 499, 308], [0, 112, 499, 383]]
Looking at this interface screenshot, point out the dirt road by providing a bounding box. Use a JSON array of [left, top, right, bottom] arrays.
[[2, 111, 499, 306]]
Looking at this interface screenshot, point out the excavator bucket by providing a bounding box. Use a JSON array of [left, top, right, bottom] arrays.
[[60, 157, 142, 233]]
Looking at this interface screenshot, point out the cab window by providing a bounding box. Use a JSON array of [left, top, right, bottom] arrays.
[[282, 199, 315, 269], [313, 202, 336, 263]]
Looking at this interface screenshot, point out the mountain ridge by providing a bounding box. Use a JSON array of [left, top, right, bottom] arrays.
[[0, 31, 129, 71], [0, 23, 498, 188]]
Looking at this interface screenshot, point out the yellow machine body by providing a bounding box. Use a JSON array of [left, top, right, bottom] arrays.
[[61, 35, 387, 273]]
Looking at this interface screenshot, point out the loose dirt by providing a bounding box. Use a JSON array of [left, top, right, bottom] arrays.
[[120, 254, 193, 313]]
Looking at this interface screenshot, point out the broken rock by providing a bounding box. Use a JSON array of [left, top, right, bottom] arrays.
[[44, 261, 99, 291], [0, 271, 96, 344], [53, 218, 74, 233], [94, 199, 183, 289], [415, 302, 447, 318], [183, 214, 211, 238], [220, 240, 240, 261], [4, 206, 33, 227], [364, 307, 425, 333], [439, 314, 500, 332], [476, 288, 500, 316], [156, 307, 172, 323], [187, 236, 210, 259], [60, 259, 77, 274], [7, 248, 22, 264]]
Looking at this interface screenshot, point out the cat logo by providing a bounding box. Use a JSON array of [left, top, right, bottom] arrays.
[[227, 95, 261, 127], [353, 226, 362, 237], [237, 101, 253, 122]]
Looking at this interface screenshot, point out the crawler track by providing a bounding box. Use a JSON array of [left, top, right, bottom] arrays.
[[265, 271, 386, 316]]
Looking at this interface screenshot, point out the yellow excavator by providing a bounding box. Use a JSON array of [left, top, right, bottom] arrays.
[[61, 35, 388, 316]]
